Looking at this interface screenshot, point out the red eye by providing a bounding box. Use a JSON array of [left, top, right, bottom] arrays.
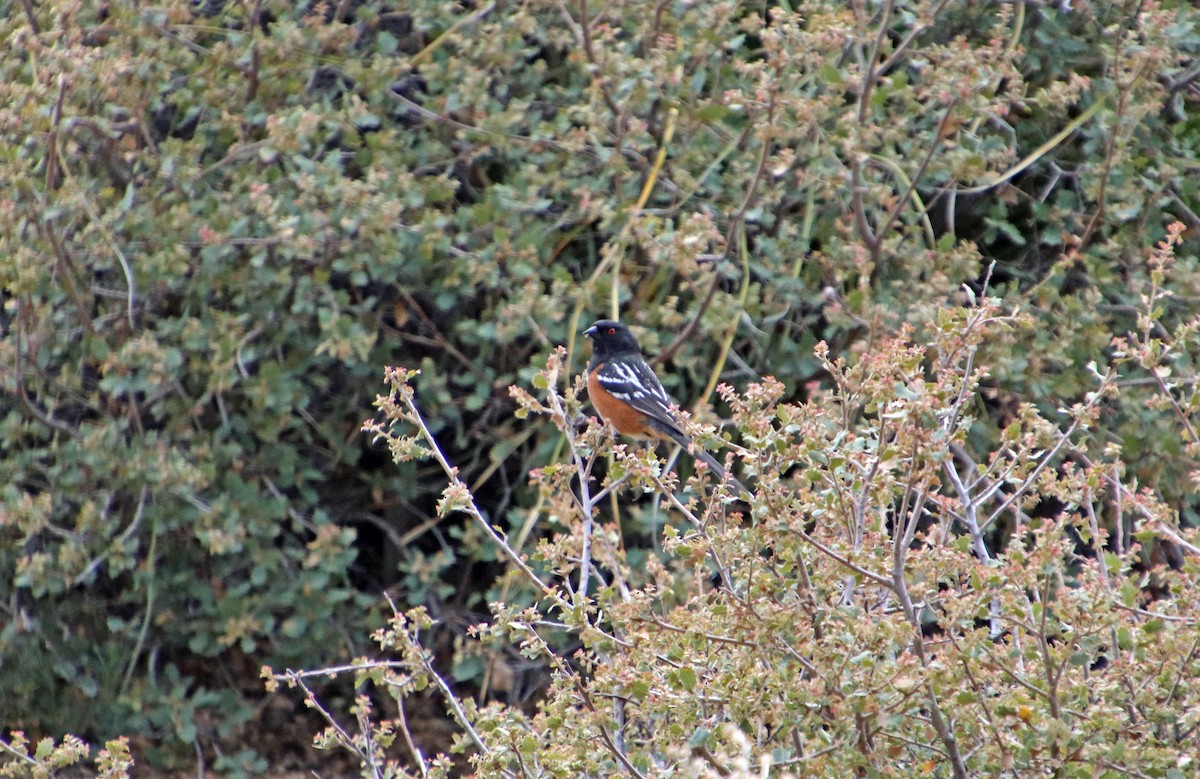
[[608, 327, 616, 335]]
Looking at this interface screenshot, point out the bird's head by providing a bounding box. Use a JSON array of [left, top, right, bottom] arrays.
[[583, 319, 642, 358]]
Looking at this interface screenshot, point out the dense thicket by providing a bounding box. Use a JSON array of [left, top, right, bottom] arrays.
[[2, 0, 1198, 773]]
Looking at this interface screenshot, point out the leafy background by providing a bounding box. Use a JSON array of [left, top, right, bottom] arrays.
[[1, 0, 1198, 774]]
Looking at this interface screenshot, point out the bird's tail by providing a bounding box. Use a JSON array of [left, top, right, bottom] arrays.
[[691, 447, 748, 496]]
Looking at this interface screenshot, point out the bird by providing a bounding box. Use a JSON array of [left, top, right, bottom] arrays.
[[583, 319, 746, 494]]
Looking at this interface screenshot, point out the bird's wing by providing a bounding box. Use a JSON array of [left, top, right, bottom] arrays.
[[593, 358, 689, 443]]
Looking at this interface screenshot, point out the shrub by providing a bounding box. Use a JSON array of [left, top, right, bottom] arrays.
[[2, 0, 1198, 770], [292, 278, 1200, 776], [0, 732, 132, 778]]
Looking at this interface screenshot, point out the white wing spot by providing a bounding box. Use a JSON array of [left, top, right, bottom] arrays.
[[599, 361, 671, 404]]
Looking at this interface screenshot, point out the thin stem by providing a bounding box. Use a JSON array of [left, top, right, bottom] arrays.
[[401, 391, 565, 606], [891, 525, 970, 779]]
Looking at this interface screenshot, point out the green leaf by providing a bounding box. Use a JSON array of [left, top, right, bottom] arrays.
[[694, 102, 730, 123]]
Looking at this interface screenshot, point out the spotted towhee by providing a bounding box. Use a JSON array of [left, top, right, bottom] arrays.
[[583, 319, 745, 493]]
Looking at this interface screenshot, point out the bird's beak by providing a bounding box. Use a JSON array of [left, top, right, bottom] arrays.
[[583, 325, 597, 338]]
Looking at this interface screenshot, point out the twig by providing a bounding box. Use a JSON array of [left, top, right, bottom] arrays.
[[408, 1, 497, 68], [1110, 602, 1197, 625], [0, 737, 37, 766], [280, 671, 378, 771], [874, 0, 956, 77], [1144, 363, 1200, 446], [890, 498, 970, 779], [797, 529, 895, 591], [40, 214, 94, 337], [532, 630, 649, 779], [983, 371, 1114, 529], [873, 99, 958, 243], [573, 0, 622, 120], [244, 0, 262, 104], [396, 697, 429, 777], [652, 473, 737, 593], [545, 375, 599, 599], [408, 647, 502, 771], [74, 487, 148, 586], [354, 700, 385, 779], [56, 145, 137, 328], [609, 106, 678, 317], [942, 630, 1010, 761], [19, 0, 39, 34], [654, 271, 723, 366], [725, 81, 777, 265], [957, 94, 1108, 196], [46, 74, 67, 190], [394, 288, 491, 385], [13, 300, 78, 436], [389, 378, 565, 605], [119, 511, 159, 698]]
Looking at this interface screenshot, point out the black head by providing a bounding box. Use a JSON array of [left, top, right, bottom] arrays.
[[583, 319, 642, 359]]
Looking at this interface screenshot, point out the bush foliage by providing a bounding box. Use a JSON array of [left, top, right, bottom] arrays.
[[2, 0, 1199, 773], [333, 288, 1200, 776]]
